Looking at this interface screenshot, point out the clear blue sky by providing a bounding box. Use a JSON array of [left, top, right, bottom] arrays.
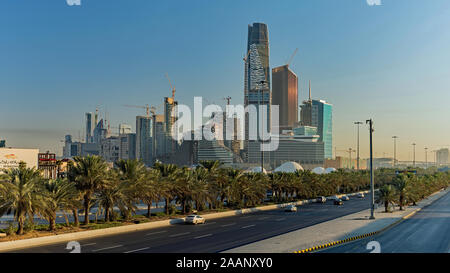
[[1, 0, 449, 160]]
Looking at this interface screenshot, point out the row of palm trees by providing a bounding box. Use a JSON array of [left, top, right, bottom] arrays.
[[376, 172, 449, 212], [1, 156, 448, 235]]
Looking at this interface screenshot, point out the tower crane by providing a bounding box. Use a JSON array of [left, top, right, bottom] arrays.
[[123, 104, 150, 118], [286, 48, 298, 67], [165, 73, 176, 101]]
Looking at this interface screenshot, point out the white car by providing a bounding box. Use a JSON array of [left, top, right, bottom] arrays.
[[341, 195, 350, 201], [185, 215, 206, 225], [357, 193, 365, 198], [285, 205, 297, 212], [317, 196, 327, 203]]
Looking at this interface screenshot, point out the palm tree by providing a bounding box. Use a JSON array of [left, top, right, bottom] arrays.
[[68, 155, 108, 225], [376, 184, 396, 212], [0, 166, 44, 235], [40, 178, 78, 231], [392, 174, 410, 210], [114, 159, 147, 220], [153, 162, 179, 215], [138, 168, 160, 218]]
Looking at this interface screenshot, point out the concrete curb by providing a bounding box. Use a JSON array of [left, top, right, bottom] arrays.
[[293, 188, 448, 253], [0, 190, 370, 252]]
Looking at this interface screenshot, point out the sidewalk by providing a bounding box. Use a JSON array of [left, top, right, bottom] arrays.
[[223, 188, 449, 253]]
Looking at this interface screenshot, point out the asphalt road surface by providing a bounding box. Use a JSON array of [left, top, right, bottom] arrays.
[[320, 190, 450, 253], [10, 197, 371, 253]]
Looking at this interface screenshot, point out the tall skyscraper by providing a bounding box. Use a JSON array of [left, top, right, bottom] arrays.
[[272, 65, 298, 131], [244, 23, 271, 158], [136, 116, 152, 166], [85, 112, 93, 143], [164, 97, 178, 156], [299, 83, 333, 159]]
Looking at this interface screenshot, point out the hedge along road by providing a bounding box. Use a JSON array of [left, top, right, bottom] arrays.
[[10, 196, 371, 253], [319, 190, 450, 253]]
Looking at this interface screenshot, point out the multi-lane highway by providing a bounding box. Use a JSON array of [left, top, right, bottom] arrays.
[[320, 190, 450, 253], [11, 196, 371, 253]]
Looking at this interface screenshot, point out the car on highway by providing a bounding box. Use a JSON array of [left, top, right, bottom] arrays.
[[341, 195, 350, 201], [185, 215, 206, 225], [316, 196, 327, 203], [285, 205, 298, 212], [334, 199, 344, 205], [357, 193, 365, 198]]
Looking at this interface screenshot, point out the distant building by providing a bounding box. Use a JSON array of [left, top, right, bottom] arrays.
[[85, 112, 93, 143], [437, 148, 449, 165], [325, 156, 367, 170], [272, 64, 298, 131], [293, 126, 317, 136], [136, 116, 152, 166], [38, 152, 58, 179], [0, 140, 5, 148], [118, 124, 132, 135], [100, 136, 120, 163], [247, 134, 324, 170], [197, 139, 235, 166], [300, 88, 333, 159], [119, 133, 136, 160]]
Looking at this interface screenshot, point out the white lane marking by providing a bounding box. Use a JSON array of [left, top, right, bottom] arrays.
[[169, 232, 191, 238], [194, 234, 213, 239], [275, 217, 286, 221], [221, 223, 236, 227], [92, 245, 123, 252], [81, 243, 96, 247], [203, 222, 216, 225], [146, 230, 167, 236], [124, 247, 150, 253], [241, 224, 256, 229], [241, 216, 252, 219], [258, 216, 269, 220]]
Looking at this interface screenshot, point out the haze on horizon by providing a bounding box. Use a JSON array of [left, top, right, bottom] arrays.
[[1, 0, 449, 161]]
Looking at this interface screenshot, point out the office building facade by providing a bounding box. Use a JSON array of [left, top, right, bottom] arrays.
[[136, 116, 152, 166], [272, 65, 298, 131], [244, 23, 271, 157]]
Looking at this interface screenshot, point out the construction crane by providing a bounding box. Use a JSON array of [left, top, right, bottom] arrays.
[[123, 104, 150, 118], [165, 73, 176, 101], [286, 48, 298, 67]]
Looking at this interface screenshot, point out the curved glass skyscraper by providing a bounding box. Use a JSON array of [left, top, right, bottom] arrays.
[[244, 23, 271, 158]]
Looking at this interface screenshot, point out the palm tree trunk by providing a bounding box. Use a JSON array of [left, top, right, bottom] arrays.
[[385, 201, 389, 212], [16, 216, 24, 235], [83, 194, 90, 225], [72, 209, 79, 227], [104, 205, 110, 222], [49, 215, 56, 231], [165, 198, 169, 215], [147, 203, 152, 218]]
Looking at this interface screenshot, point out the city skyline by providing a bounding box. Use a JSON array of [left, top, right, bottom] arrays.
[[1, 0, 450, 161]]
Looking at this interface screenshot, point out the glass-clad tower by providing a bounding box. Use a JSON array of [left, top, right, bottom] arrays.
[[311, 100, 333, 159], [244, 23, 271, 157]]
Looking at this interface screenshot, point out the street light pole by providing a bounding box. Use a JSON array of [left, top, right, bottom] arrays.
[[366, 119, 375, 219], [412, 143, 416, 167], [259, 80, 266, 173], [354, 121, 363, 170], [392, 136, 399, 167]]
